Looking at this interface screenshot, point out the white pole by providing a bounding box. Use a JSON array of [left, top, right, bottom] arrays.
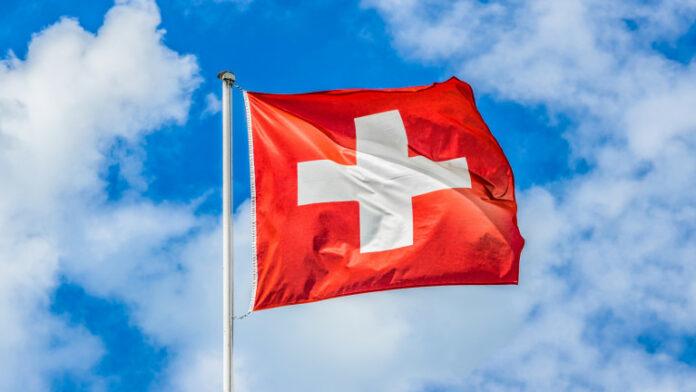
[[218, 70, 235, 392]]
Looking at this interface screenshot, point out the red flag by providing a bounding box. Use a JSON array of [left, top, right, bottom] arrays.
[[244, 77, 524, 311]]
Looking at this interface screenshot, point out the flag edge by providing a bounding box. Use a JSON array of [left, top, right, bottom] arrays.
[[252, 278, 520, 312], [243, 90, 259, 315]]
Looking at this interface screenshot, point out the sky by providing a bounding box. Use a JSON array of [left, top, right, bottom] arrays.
[[0, 0, 695, 391]]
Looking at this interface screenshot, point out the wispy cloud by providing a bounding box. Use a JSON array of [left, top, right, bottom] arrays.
[[202, 92, 221, 117]]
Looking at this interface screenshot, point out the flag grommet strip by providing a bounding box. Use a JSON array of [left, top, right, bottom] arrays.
[[239, 90, 258, 318]]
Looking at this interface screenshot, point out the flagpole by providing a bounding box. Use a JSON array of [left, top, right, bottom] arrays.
[[218, 70, 235, 392]]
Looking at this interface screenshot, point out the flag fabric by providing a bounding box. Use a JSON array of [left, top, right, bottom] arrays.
[[244, 77, 524, 311]]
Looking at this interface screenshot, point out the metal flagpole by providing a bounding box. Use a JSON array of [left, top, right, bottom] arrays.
[[218, 70, 235, 392]]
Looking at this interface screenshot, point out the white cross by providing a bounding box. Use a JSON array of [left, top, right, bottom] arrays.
[[297, 110, 471, 253]]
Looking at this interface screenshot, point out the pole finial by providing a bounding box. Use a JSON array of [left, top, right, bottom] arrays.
[[218, 70, 236, 85]]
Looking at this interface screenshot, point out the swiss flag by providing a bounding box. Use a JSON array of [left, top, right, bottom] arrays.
[[244, 77, 524, 311]]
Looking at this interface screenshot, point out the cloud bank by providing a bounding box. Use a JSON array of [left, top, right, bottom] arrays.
[[364, 0, 696, 390], [0, 0, 204, 390]]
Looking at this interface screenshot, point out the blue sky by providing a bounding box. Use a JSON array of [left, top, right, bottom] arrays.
[[0, 1, 695, 391]]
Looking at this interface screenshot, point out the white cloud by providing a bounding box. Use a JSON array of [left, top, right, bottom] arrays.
[[0, 0, 200, 389], [202, 92, 221, 116], [363, 0, 696, 390]]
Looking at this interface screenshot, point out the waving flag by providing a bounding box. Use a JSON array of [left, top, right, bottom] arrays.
[[244, 77, 524, 311]]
